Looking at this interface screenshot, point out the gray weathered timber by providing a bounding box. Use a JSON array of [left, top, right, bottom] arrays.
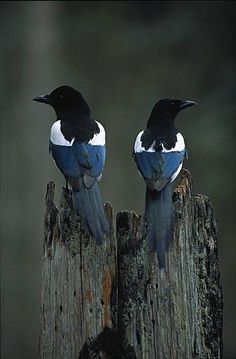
[[38, 183, 117, 359], [116, 170, 223, 359], [38, 170, 223, 359]]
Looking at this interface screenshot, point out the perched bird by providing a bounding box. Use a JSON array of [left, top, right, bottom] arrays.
[[33, 85, 109, 244], [133, 99, 196, 268]]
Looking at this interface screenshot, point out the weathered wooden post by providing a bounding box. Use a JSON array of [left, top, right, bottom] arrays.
[[38, 184, 117, 358], [38, 170, 223, 359], [116, 170, 223, 358]]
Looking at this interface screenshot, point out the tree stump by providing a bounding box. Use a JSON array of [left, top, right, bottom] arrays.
[[38, 170, 223, 359]]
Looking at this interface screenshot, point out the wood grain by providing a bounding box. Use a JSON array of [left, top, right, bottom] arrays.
[[38, 170, 223, 359]]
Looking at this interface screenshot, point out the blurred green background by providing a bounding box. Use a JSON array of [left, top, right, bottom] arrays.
[[1, 1, 236, 358]]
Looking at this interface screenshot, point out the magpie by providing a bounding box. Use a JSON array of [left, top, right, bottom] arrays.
[[133, 99, 196, 268], [33, 85, 109, 244]]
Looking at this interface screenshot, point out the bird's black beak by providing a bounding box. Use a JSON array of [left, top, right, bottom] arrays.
[[33, 94, 51, 104], [179, 100, 197, 110]]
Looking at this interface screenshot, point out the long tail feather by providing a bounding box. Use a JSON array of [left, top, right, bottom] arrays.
[[72, 181, 109, 244], [145, 183, 174, 268]]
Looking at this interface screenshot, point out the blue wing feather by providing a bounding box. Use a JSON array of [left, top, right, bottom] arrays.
[[50, 141, 82, 178], [50, 140, 105, 179], [85, 144, 106, 178], [134, 149, 186, 181], [73, 143, 92, 169]]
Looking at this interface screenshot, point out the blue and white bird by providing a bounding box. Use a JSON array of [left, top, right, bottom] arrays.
[[133, 99, 196, 268], [33, 85, 109, 244]]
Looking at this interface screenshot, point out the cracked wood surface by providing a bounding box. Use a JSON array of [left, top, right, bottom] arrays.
[[38, 170, 223, 359], [38, 185, 116, 359]]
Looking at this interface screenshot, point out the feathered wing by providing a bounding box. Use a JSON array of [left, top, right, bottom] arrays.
[[50, 140, 109, 244], [134, 148, 186, 267]]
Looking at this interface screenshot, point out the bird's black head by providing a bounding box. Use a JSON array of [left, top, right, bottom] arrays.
[[148, 98, 197, 127], [33, 85, 90, 118]]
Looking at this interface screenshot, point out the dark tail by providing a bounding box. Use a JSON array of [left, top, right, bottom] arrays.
[[72, 181, 109, 245], [145, 183, 174, 268]]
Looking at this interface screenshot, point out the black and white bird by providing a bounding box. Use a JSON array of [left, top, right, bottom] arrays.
[[133, 99, 196, 268], [33, 85, 109, 244]]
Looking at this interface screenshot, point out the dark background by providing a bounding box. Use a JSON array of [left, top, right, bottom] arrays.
[[1, 1, 236, 358]]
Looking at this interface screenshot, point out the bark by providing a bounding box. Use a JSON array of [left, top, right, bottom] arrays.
[[38, 170, 223, 359]]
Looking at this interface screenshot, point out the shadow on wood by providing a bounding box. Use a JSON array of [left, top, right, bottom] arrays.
[[38, 170, 223, 359]]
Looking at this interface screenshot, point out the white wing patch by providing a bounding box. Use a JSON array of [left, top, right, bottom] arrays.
[[50, 120, 105, 147], [134, 131, 185, 153], [162, 133, 185, 153], [89, 121, 106, 146], [50, 120, 75, 146], [134, 131, 155, 153]]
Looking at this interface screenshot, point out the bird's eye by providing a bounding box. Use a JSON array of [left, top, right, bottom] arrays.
[[59, 94, 64, 98], [171, 102, 175, 106]]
